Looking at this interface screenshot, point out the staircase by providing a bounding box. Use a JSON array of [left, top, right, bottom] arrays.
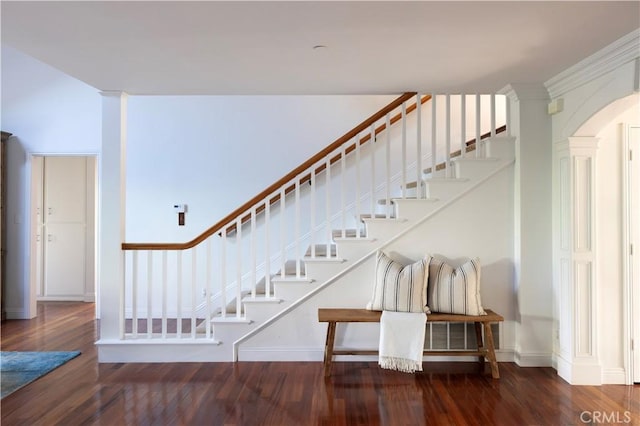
[[114, 92, 514, 362]]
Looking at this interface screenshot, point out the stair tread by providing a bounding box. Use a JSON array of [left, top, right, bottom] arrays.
[[404, 178, 468, 189], [332, 229, 366, 239], [359, 213, 396, 220], [270, 276, 314, 283]]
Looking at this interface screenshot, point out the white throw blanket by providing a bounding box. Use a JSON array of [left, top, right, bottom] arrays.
[[379, 311, 427, 373]]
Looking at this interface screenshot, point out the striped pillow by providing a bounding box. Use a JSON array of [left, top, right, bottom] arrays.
[[427, 257, 486, 316], [366, 252, 432, 313]]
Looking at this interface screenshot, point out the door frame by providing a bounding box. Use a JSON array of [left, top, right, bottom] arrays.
[[622, 123, 640, 384], [28, 153, 98, 316]]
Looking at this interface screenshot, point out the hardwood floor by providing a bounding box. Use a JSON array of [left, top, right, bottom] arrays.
[[1, 302, 638, 426]]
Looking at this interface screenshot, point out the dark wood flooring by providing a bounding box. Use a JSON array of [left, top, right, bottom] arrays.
[[1, 302, 638, 425]]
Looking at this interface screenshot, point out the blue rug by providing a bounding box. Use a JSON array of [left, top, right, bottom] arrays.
[[0, 351, 81, 398]]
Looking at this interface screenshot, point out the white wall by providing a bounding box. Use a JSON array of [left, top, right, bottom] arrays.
[[125, 95, 395, 243], [1, 46, 101, 318]]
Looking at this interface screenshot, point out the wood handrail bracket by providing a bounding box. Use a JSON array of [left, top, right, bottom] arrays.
[[122, 93, 506, 251]]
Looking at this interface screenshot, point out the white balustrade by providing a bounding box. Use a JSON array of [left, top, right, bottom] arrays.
[[121, 92, 509, 341]]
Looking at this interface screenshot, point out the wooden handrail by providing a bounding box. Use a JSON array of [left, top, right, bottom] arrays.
[[122, 92, 417, 251], [224, 93, 433, 234]]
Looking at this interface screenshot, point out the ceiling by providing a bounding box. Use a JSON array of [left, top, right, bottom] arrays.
[[2, 1, 639, 95]]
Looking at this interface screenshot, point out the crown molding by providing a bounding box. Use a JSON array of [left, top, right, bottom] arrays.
[[545, 28, 640, 99]]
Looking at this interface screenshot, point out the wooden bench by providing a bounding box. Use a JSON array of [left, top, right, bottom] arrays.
[[318, 308, 504, 378]]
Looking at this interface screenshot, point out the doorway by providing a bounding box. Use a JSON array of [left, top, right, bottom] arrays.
[[30, 156, 97, 303], [627, 125, 640, 384]]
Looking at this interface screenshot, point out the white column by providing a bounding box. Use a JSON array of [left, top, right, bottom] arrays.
[[501, 84, 554, 368], [554, 136, 601, 385], [97, 91, 127, 346]]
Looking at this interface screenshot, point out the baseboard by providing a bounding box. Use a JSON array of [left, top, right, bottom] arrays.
[[602, 368, 627, 385], [84, 293, 96, 303], [238, 347, 325, 362], [556, 354, 602, 385], [37, 296, 85, 302], [96, 339, 226, 362], [514, 350, 553, 367], [237, 347, 516, 363], [4, 308, 30, 319]]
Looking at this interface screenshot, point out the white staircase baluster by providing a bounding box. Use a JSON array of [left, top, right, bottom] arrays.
[[177, 251, 183, 336], [162, 250, 167, 339], [280, 188, 286, 278], [341, 145, 346, 238], [355, 135, 361, 237], [251, 208, 256, 298], [220, 232, 226, 318], [445, 94, 451, 178], [417, 93, 422, 198], [476, 94, 481, 158], [295, 179, 301, 278], [147, 251, 153, 338], [265, 200, 271, 297], [191, 247, 197, 338], [236, 218, 242, 318], [491, 93, 496, 137], [132, 251, 138, 338], [205, 239, 212, 339], [385, 112, 391, 218], [326, 156, 332, 258], [401, 103, 407, 199], [370, 124, 376, 214], [430, 94, 437, 192], [120, 251, 126, 339], [310, 170, 316, 257], [461, 95, 466, 158]]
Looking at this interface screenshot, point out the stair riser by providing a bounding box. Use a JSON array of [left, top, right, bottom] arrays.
[[275, 283, 317, 301], [453, 161, 497, 180], [333, 240, 378, 261], [392, 199, 440, 221], [363, 220, 412, 243], [304, 261, 351, 283], [243, 301, 289, 323], [425, 181, 471, 199]]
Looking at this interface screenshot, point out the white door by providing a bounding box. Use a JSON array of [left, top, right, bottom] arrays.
[[42, 157, 87, 299], [630, 126, 640, 384]]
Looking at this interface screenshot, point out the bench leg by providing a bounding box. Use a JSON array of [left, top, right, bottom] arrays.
[[474, 322, 485, 369], [483, 322, 500, 379], [324, 322, 337, 377]]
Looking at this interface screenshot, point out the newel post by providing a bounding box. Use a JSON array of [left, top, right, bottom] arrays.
[[97, 91, 127, 348], [499, 83, 554, 367]]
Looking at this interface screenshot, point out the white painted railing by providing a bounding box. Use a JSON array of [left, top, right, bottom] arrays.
[[120, 93, 508, 340]]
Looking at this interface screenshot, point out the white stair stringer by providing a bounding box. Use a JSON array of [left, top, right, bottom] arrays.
[[232, 142, 515, 361]]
